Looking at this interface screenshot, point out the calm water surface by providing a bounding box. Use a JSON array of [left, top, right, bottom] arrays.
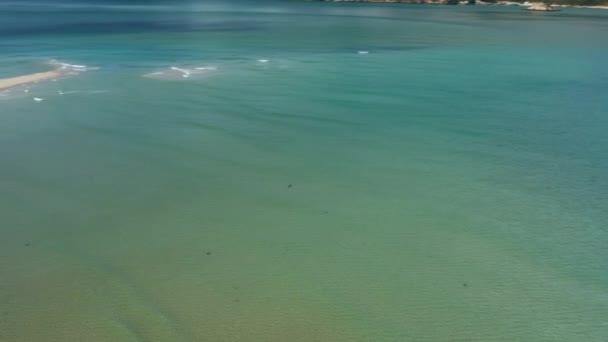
[[1, 1, 607, 341]]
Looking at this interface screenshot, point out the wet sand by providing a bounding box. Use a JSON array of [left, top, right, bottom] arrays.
[[0, 70, 61, 91]]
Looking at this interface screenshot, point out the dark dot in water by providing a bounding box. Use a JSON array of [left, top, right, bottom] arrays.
[[463, 283, 468, 287], [24, 242, 30, 247], [323, 211, 329, 214], [206, 251, 212, 256], [288, 184, 293, 188]]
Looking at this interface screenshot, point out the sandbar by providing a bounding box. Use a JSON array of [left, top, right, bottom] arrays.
[[0, 70, 61, 91]]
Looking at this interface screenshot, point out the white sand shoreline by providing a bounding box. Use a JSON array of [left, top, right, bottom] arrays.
[[0, 70, 61, 91]]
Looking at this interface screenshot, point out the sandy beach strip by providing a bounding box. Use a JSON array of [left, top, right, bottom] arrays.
[[0, 70, 61, 91]]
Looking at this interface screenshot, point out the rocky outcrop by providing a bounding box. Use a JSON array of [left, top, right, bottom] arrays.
[[526, 2, 560, 10]]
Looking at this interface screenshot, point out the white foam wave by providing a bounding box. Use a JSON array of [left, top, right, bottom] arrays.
[[145, 65, 218, 80], [48, 60, 100, 74], [59, 90, 109, 95], [170, 66, 191, 77]]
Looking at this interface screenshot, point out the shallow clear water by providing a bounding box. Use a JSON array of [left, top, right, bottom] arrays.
[[1, 1, 607, 341]]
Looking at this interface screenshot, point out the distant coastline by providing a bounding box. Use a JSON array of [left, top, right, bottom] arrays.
[[312, 0, 608, 10]]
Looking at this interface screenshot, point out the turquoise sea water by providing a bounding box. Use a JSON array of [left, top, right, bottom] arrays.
[[1, 1, 607, 340]]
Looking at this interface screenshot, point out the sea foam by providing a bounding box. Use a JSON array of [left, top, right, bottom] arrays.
[[49, 60, 99, 75], [144, 65, 218, 80]]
